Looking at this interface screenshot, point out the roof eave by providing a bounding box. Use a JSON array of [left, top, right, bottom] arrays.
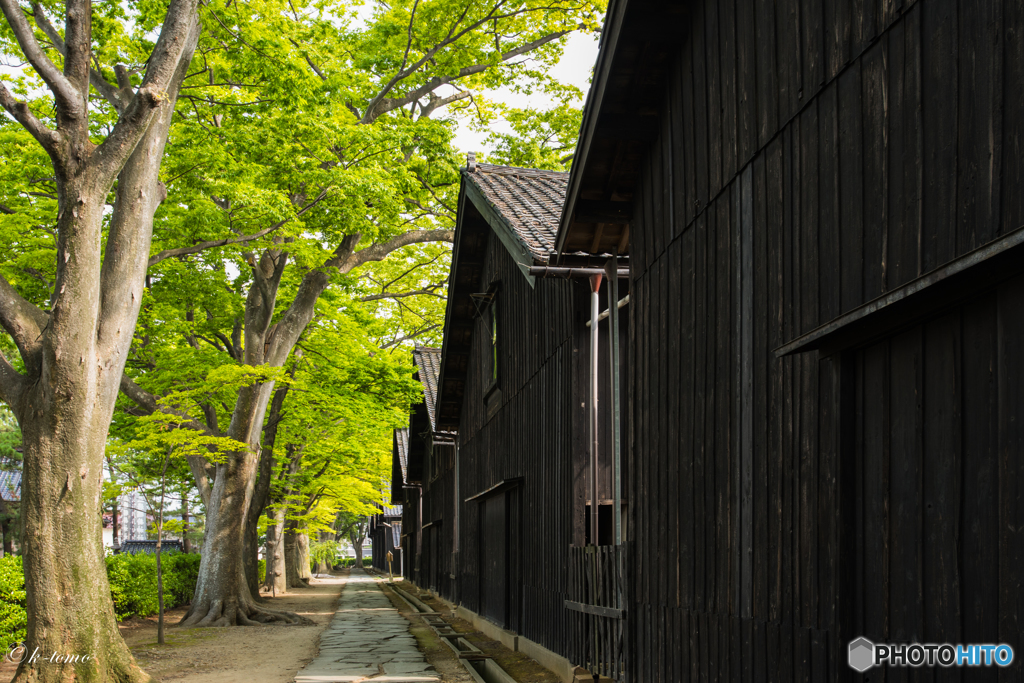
[[555, 0, 632, 256]]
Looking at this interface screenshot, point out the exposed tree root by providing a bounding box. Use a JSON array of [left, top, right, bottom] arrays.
[[179, 595, 312, 628]]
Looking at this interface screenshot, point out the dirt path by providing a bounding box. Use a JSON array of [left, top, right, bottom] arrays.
[[2, 573, 345, 683]]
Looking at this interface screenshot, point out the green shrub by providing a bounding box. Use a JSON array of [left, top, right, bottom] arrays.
[[105, 551, 204, 620], [105, 553, 160, 620], [0, 551, 202, 633], [335, 556, 373, 569], [258, 558, 266, 584], [162, 552, 201, 606], [0, 555, 26, 651]]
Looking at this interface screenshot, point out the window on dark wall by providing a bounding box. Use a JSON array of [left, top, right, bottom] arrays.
[[484, 295, 498, 394], [429, 441, 442, 481], [475, 287, 499, 398]]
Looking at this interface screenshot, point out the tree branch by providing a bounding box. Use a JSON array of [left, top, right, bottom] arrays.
[[419, 89, 471, 118], [341, 229, 454, 271], [29, 2, 127, 112], [0, 81, 62, 153], [0, 349, 26, 414], [0, 272, 47, 369], [357, 286, 444, 302], [364, 26, 571, 122], [147, 189, 327, 267], [0, 0, 84, 117], [92, 1, 200, 180], [119, 374, 220, 437], [380, 324, 440, 349]]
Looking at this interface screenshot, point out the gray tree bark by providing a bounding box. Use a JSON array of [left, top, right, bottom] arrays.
[[0, 2, 200, 678], [263, 505, 287, 595], [284, 517, 311, 588]]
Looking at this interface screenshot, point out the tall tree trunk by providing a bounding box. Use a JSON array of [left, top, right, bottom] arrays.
[[284, 515, 308, 588], [243, 385, 286, 600], [156, 452, 169, 645], [181, 489, 190, 553], [0, 12, 200, 679], [106, 456, 119, 550], [179, 410, 304, 626], [297, 526, 311, 581], [243, 511, 262, 601], [0, 499, 12, 556], [263, 505, 287, 595], [111, 498, 120, 549], [316, 529, 332, 574], [179, 300, 303, 625], [0, 516, 10, 556]]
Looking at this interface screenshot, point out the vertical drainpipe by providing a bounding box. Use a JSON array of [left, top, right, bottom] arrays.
[[453, 439, 459, 602], [589, 273, 603, 547], [605, 255, 622, 547]]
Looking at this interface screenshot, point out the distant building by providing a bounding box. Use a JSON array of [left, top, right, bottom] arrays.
[[0, 458, 21, 556]]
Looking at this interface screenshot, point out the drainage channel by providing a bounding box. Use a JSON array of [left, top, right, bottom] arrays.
[[383, 580, 518, 683]]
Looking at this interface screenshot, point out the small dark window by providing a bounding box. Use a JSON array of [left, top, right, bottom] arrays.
[[487, 299, 498, 389], [429, 442, 441, 481], [480, 293, 498, 396]]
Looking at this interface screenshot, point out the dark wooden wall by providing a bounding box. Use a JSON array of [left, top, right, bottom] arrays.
[[626, 0, 1024, 679], [422, 441, 456, 598], [450, 219, 581, 656], [398, 489, 418, 578], [842, 275, 1024, 658], [370, 515, 402, 574]]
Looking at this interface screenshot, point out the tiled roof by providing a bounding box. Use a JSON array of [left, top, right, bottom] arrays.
[[381, 504, 403, 517], [464, 163, 569, 264], [413, 346, 442, 432], [0, 460, 20, 502], [119, 540, 184, 555], [395, 427, 409, 483]]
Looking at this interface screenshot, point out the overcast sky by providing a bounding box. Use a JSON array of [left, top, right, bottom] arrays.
[[450, 31, 600, 157]]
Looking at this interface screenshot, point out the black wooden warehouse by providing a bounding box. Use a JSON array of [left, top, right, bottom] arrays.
[[552, 0, 1024, 679], [401, 160, 630, 668], [368, 495, 403, 575], [405, 345, 458, 597]]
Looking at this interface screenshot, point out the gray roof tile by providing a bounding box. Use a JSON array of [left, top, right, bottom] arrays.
[[0, 460, 20, 503], [395, 427, 409, 483], [464, 163, 568, 263], [413, 345, 444, 432]]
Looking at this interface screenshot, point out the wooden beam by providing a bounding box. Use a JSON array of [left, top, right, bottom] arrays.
[[775, 224, 1024, 356], [564, 599, 626, 619]]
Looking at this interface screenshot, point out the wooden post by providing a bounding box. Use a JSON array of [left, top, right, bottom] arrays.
[[605, 255, 622, 547], [589, 273, 603, 547]]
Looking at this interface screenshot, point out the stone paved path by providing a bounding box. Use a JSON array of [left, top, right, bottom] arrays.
[[294, 569, 440, 683]]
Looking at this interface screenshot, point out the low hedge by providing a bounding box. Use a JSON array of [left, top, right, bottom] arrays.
[[1, 551, 262, 640], [105, 551, 202, 620], [0, 551, 205, 643], [335, 557, 373, 568], [0, 555, 26, 651]]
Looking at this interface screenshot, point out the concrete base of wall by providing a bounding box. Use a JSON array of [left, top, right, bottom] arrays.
[[421, 588, 578, 683]]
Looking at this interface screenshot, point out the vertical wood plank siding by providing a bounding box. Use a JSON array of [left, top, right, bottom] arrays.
[[443, 220, 580, 655], [626, 0, 1024, 679]]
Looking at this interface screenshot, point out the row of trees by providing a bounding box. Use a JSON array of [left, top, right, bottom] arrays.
[[0, 0, 599, 680]]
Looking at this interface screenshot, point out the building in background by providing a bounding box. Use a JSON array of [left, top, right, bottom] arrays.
[[0, 458, 21, 556]]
